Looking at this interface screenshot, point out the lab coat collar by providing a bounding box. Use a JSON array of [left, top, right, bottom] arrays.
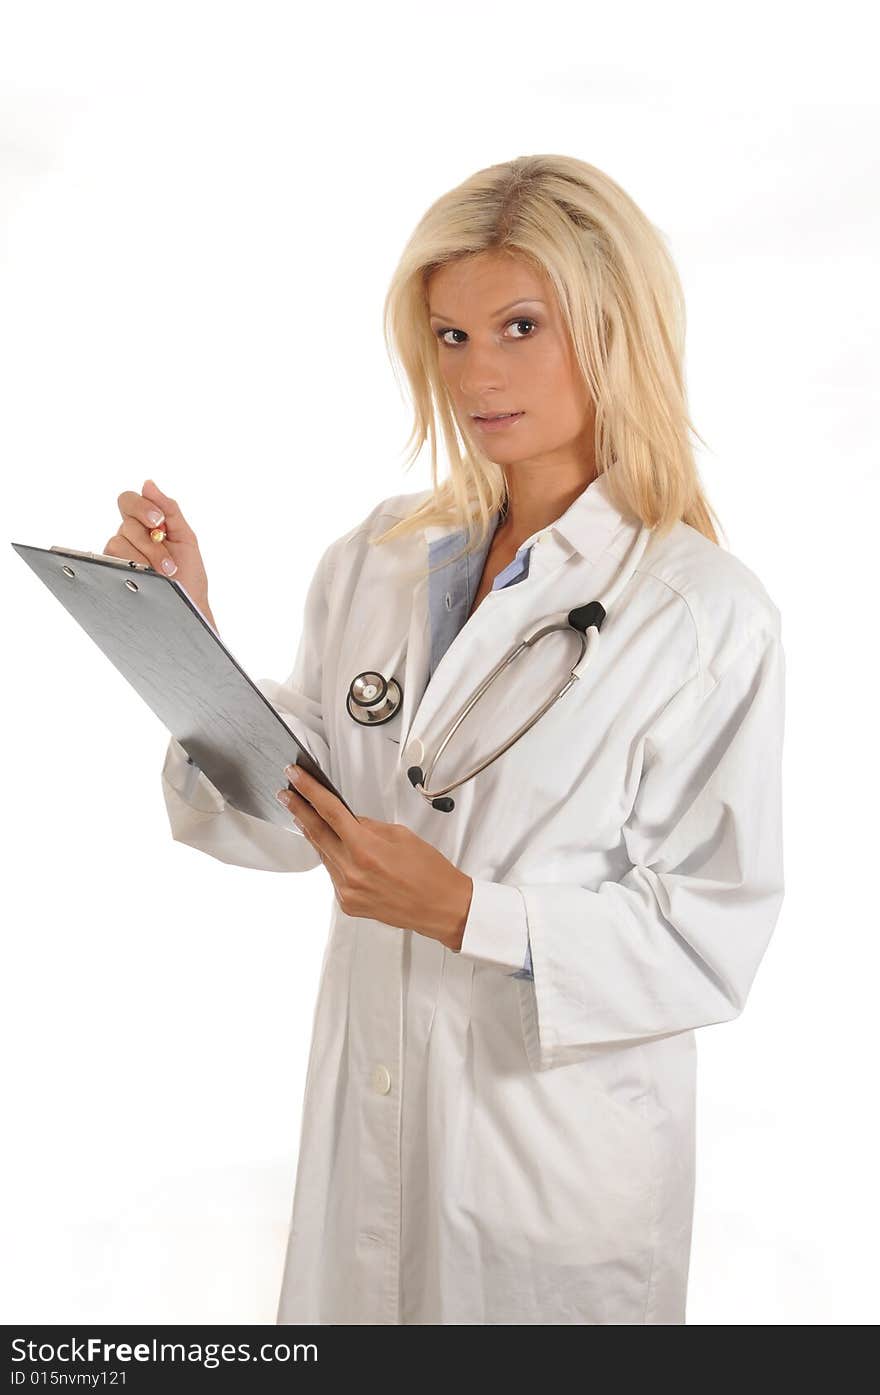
[[423, 461, 632, 566], [544, 461, 632, 562], [400, 462, 637, 772]]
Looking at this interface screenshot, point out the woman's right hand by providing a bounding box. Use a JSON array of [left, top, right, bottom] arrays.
[[103, 479, 215, 623]]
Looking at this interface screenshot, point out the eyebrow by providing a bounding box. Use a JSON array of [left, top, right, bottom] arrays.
[[427, 297, 547, 322]]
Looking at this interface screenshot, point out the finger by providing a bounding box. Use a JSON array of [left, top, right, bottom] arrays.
[[103, 534, 152, 566], [284, 766, 359, 840], [278, 787, 344, 866], [141, 479, 198, 544], [118, 515, 179, 576], [116, 489, 170, 534]]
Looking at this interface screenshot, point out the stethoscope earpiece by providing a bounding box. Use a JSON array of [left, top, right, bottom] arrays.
[[407, 764, 455, 812]]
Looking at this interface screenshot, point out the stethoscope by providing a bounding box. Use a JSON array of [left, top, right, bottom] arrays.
[[346, 524, 653, 812]]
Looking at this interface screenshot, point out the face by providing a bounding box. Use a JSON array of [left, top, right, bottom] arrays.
[[426, 249, 596, 477]]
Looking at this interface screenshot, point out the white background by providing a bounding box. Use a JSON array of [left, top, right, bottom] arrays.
[[2, 0, 877, 1326]]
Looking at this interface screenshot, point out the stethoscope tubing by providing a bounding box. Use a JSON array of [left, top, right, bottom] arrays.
[[418, 618, 595, 799], [347, 523, 654, 811]]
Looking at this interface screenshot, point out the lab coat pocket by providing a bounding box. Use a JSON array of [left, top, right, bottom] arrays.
[[516, 973, 548, 1074], [333, 635, 409, 804], [339, 701, 405, 805], [454, 1002, 657, 1306], [379, 702, 405, 747]]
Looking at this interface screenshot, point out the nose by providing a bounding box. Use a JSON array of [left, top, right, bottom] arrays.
[[457, 343, 510, 399]]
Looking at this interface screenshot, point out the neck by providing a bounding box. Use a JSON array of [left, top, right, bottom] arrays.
[[498, 462, 598, 547]]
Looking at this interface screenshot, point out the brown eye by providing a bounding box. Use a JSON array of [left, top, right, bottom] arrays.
[[435, 318, 537, 346], [436, 328, 466, 345]]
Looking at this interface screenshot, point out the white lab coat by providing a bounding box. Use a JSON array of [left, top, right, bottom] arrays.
[[160, 469, 785, 1325]]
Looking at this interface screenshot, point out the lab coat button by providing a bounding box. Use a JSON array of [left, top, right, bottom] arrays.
[[404, 738, 424, 766], [370, 1064, 392, 1095]]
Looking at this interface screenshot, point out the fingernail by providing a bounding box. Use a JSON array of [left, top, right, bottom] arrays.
[[147, 509, 164, 526], [162, 558, 177, 574], [285, 764, 301, 783], [275, 790, 289, 806]]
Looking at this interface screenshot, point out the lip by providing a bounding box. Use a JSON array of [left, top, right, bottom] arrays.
[[471, 412, 525, 433]]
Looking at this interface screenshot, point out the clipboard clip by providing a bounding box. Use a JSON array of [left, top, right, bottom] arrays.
[[48, 546, 152, 571]]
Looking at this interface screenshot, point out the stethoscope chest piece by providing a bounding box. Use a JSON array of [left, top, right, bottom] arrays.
[[346, 670, 403, 727]]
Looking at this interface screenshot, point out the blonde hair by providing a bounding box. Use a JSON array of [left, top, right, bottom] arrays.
[[375, 153, 723, 564]]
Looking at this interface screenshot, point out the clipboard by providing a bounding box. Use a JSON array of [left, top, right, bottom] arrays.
[[11, 542, 356, 826]]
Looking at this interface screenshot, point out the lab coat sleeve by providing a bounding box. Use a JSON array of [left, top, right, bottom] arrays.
[[458, 623, 786, 1070], [159, 541, 337, 874]]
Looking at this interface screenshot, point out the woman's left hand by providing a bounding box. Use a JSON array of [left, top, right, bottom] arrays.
[[276, 765, 473, 952]]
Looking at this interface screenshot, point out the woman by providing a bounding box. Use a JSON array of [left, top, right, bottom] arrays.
[[109, 154, 785, 1324]]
